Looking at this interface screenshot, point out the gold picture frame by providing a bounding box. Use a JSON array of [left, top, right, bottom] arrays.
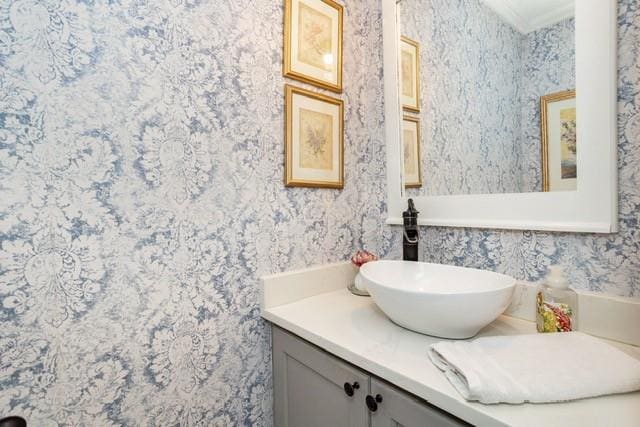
[[402, 115, 422, 188], [284, 0, 343, 93], [285, 85, 344, 188], [400, 36, 420, 113], [540, 89, 576, 192]]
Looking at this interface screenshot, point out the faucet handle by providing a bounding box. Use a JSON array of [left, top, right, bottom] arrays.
[[403, 230, 419, 244]]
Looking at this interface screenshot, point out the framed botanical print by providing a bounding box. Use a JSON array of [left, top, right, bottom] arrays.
[[285, 85, 344, 188], [400, 36, 420, 112], [284, 0, 343, 93], [540, 89, 576, 192], [402, 115, 422, 188]]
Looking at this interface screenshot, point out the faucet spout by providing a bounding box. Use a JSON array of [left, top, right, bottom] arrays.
[[402, 199, 419, 261]]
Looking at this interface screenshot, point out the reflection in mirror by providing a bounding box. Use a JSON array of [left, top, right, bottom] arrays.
[[398, 0, 576, 196]]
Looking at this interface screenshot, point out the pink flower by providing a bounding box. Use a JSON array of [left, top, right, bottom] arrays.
[[351, 250, 378, 267]]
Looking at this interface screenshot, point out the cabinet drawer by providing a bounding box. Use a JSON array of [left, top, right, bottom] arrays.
[[370, 378, 469, 427]]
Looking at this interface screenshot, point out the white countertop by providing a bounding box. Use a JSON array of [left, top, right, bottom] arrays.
[[262, 288, 640, 427]]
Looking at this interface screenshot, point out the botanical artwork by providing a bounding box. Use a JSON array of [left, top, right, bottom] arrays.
[[300, 108, 333, 169], [401, 50, 414, 98], [400, 36, 420, 112], [284, 0, 343, 92], [298, 3, 332, 71], [403, 129, 416, 174], [540, 89, 576, 191], [402, 116, 422, 187], [285, 85, 343, 188], [560, 107, 577, 179]]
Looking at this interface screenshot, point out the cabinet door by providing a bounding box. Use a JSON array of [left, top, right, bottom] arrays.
[[369, 379, 469, 427], [272, 326, 370, 427]]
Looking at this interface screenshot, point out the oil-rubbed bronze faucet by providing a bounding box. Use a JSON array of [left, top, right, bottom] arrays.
[[402, 199, 419, 261]]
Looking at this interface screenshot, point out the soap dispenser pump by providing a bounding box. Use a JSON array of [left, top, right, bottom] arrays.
[[536, 265, 578, 333], [402, 199, 419, 261]]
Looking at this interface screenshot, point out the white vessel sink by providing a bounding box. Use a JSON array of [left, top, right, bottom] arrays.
[[359, 260, 515, 339]]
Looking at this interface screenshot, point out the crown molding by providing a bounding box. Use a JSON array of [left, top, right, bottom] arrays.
[[482, 0, 575, 34], [528, 2, 575, 33]]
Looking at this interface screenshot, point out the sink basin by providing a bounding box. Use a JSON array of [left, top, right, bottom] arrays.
[[359, 260, 515, 339]]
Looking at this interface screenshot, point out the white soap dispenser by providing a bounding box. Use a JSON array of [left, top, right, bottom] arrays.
[[536, 265, 578, 333]]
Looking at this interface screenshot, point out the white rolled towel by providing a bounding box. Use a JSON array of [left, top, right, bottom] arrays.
[[428, 332, 640, 404]]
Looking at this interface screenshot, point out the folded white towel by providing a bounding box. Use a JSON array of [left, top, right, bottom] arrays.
[[428, 332, 640, 404]]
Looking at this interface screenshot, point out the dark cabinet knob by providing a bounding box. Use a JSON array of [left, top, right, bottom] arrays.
[[365, 394, 383, 412], [343, 381, 360, 397]]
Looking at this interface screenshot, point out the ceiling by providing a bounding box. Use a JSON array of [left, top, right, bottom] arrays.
[[481, 0, 575, 34]]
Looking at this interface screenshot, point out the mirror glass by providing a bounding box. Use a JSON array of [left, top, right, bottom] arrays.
[[398, 0, 576, 196]]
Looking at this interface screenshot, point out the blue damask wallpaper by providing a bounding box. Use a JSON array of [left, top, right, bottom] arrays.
[[0, 0, 639, 425], [0, 0, 396, 424], [419, 0, 639, 297]]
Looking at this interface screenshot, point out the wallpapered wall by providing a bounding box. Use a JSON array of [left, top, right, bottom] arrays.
[[401, 0, 575, 196], [521, 18, 575, 192], [419, 1, 640, 297], [0, 0, 396, 424], [0, 0, 638, 425], [401, 0, 525, 196]]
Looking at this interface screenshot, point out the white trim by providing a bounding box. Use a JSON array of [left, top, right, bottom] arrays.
[[482, 0, 575, 34], [386, 217, 613, 234], [383, 0, 618, 234], [383, 0, 404, 223], [482, 0, 529, 34], [529, 2, 575, 33]]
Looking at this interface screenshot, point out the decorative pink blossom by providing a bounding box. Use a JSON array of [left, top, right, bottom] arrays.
[[350, 250, 378, 267]]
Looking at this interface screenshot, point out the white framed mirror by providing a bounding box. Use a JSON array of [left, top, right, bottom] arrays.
[[383, 0, 618, 233]]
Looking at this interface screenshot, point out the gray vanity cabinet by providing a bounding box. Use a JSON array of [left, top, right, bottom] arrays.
[[272, 326, 370, 427], [272, 326, 468, 427]]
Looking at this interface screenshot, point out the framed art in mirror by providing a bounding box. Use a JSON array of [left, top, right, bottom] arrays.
[[382, 0, 617, 233], [402, 115, 422, 188], [284, 85, 344, 189], [541, 89, 577, 192], [284, 0, 343, 93], [400, 36, 420, 112]]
